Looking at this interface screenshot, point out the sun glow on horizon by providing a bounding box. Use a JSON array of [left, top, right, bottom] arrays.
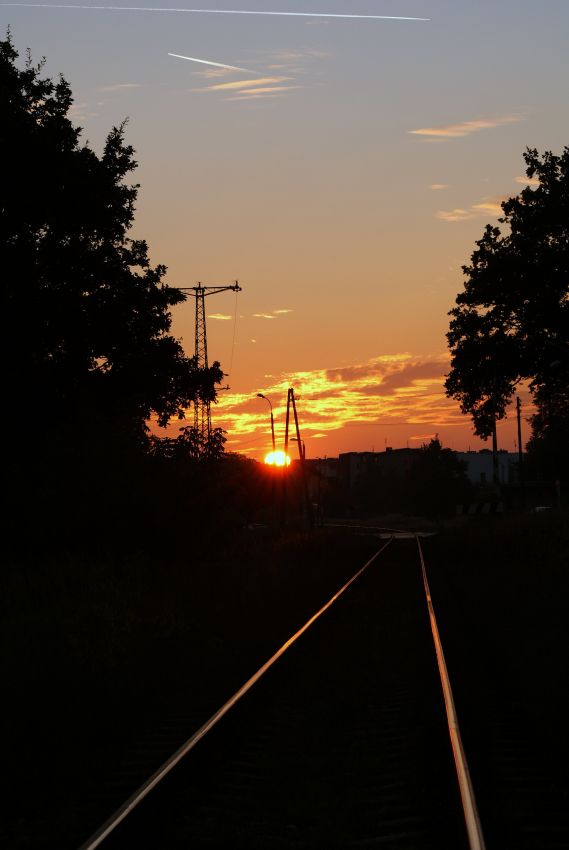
[[264, 450, 291, 467]]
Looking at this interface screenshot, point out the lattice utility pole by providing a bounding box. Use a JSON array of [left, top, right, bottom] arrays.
[[178, 281, 242, 445]]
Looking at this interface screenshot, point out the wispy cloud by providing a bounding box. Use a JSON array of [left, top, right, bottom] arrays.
[[193, 74, 297, 100], [430, 183, 448, 190], [232, 85, 300, 95], [225, 91, 294, 101], [208, 313, 232, 320], [97, 83, 141, 92], [471, 197, 507, 214], [267, 48, 329, 63], [410, 114, 523, 139], [192, 67, 237, 79], [198, 76, 290, 91], [263, 46, 330, 74], [252, 309, 293, 318], [436, 195, 508, 223], [436, 208, 477, 222], [515, 175, 540, 186], [188, 46, 328, 101]]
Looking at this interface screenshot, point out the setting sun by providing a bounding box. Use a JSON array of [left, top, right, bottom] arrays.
[[264, 451, 291, 467]]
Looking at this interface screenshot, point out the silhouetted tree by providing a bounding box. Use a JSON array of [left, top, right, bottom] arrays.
[[410, 438, 470, 516], [150, 426, 227, 461], [1, 34, 222, 483], [525, 381, 569, 482], [445, 148, 569, 464], [144, 449, 275, 540]]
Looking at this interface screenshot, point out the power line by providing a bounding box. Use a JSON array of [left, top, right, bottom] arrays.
[[175, 281, 241, 450]]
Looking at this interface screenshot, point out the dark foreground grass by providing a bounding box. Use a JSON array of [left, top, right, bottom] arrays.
[[426, 509, 569, 848], [429, 510, 569, 705], [1, 528, 378, 849]]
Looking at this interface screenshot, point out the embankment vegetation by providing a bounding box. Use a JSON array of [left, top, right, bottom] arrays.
[[2, 527, 377, 848]]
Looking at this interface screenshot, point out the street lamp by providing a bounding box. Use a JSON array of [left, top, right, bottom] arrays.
[[257, 393, 276, 454]]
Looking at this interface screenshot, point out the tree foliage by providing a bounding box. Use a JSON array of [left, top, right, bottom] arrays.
[[525, 381, 569, 481], [445, 148, 569, 449], [150, 425, 227, 461], [1, 34, 222, 471]]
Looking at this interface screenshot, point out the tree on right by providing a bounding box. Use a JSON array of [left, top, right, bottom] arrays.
[[445, 147, 569, 479]]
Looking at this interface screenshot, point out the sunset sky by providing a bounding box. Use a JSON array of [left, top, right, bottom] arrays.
[[3, 0, 569, 459]]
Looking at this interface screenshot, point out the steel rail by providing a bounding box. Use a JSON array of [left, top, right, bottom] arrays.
[[323, 519, 429, 530], [78, 538, 394, 850], [324, 522, 435, 540], [416, 535, 487, 850], [324, 521, 420, 533]]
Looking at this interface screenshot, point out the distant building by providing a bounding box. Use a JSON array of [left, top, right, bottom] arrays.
[[375, 447, 419, 477], [337, 448, 419, 488], [314, 447, 521, 489], [454, 450, 520, 485], [308, 457, 339, 479], [338, 451, 379, 488]]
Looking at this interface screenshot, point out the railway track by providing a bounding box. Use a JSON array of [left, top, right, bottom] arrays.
[[78, 535, 484, 850]]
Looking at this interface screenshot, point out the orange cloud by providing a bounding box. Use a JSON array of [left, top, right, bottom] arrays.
[[193, 73, 300, 101], [515, 175, 540, 186], [436, 208, 477, 222], [472, 196, 508, 214], [192, 67, 240, 79], [200, 76, 290, 91], [410, 114, 523, 138], [230, 86, 300, 95], [225, 92, 294, 101], [437, 195, 508, 222], [149, 352, 532, 459], [210, 353, 462, 454]]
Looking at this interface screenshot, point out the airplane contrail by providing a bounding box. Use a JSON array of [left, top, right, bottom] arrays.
[[168, 53, 255, 72], [0, 4, 430, 21]]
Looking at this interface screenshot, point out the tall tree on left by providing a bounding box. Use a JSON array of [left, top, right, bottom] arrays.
[[1, 35, 222, 483]]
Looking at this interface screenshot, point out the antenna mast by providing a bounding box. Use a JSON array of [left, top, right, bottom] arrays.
[[178, 281, 242, 446]]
